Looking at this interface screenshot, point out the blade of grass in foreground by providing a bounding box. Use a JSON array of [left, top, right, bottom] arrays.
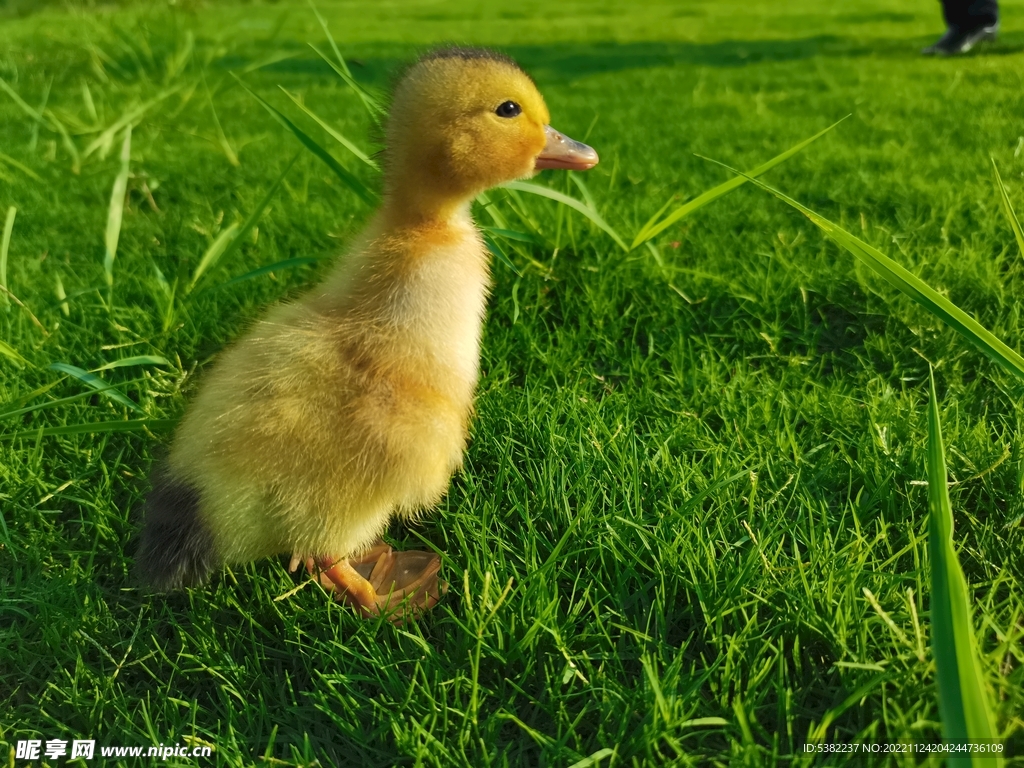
[[0, 381, 61, 416], [217, 256, 319, 290], [0, 340, 29, 368], [55, 272, 69, 316], [569, 173, 598, 211], [92, 355, 170, 372], [0, 377, 144, 422], [233, 75, 377, 206], [278, 86, 378, 169], [82, 86, 180, 160], [482, 233, 521, 276], [631, 116, 849, 249], [45, 110, 81, 175], [28, 78, 51, 153], [0, 150, 42, 181], [308, 43, 384, 123], [205, 75, 239, 167], [481, 226, 540, 245], [0, 76, 78, 173], [927, 371, 1001, 764], [308, 0, 350, 76], [566, 748, 615, 768], [190, 153, 300, 293], [190, 224, 240, 291], [1, 419, 175, 440], [711, 164, 1024, 382], [103, 126, 132, 291], [992, 159, 1024, 260], [1, 206, 15, 308], [0, 75, 47, 124], [49, 362, 141, 413], [475, 191, 510, 229], [502, 180, 628, 251]]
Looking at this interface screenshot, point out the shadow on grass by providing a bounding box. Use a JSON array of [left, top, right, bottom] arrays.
[[837, 12, 917, 24], [222, 35, 868, 81], [217, 32, 1024, 92]]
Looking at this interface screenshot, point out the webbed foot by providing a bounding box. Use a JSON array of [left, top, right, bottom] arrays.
[[291, 539, 446, 623]]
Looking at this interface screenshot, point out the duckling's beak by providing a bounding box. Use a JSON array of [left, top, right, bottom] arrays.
[[535, 125, 599, 171]]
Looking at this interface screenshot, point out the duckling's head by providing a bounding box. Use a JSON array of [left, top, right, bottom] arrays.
[[384, 47, 598, 218]]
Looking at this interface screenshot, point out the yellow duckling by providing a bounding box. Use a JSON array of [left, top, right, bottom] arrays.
[[138, 47, 598, 619]]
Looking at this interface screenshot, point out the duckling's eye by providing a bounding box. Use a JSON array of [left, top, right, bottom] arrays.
[[495, 100, 521, 118]]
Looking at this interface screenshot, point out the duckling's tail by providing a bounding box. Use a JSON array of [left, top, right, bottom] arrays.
[[136, 467, 218, 590]]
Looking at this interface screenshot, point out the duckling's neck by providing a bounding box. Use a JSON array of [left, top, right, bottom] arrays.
[[378, 188, 468, 230], [381, 172, 475, 228]]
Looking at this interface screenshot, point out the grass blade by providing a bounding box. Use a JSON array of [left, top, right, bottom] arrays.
[[190, 223, 240, 291], [308, 43, 384, 122], [206, 75, 239, 167], [45, 109, 81, 174], [927, 371, 1001, 762], [1, 419, 175, 440], [82, 86, 180, 160], [217, 256, 319, 290], [0, 151, 42, 182], [240, 51, 299, 75], [0, 376, 146, 422], [151, 263, 177, 332], [307, 0, 351, 77], [190, 153, 300, 292], [482, 233, 521, 276], [0, 75, 72, 172], [28, 78, 51, 152], [503, 180, 628, 251], [55, 272, 69, 316], [715, 165, 1024, 381], [49, 362, 141, 413], [475, 191, 510, 229], [0, 283, 47, 337], [631, 116, 848, 249], [1, 206, 15, 308], [482, 226, 540, 245], [992, 159, 1024, 260], [92, 355, 170, 372], [0, 75, 47, 122], [0, 380, 62, 418], [103, 126, 131, 289], [566, 748, 616, 768], [569, 173, 597, 211], [0, 340, 30, 368], [635, 194, 678, 245], [165, 29, 194, 83], [279, 86, 378, 169], [233, 75, 377, 206]]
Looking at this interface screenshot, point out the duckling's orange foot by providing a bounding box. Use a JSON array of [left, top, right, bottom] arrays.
[[302, 540, 446, 623]]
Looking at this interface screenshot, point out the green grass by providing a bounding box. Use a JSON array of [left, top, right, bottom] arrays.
[[2, 0, 1024, 765]]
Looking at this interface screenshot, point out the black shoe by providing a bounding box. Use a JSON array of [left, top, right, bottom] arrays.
[[922, 23, 998, 55]]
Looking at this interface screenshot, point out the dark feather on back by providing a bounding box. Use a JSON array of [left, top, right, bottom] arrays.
[[136, 468, 218, 591]]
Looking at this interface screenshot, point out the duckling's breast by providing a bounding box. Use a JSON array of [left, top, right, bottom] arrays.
[[391, 224, 490, 392], [319, 210, 491, 402], [315, 211, 492, 511]]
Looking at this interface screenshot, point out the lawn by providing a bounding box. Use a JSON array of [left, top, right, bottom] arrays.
[[2, 0, 1024, 765]]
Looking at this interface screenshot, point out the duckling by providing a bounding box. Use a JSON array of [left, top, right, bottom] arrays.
[[137, 47, 598, 620]]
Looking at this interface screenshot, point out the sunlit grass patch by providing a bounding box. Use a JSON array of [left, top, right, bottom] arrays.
[[1, 0, 1024, 766]]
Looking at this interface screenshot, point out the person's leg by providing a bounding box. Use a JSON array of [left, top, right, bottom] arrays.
[[924, 0, 999, 54], [964, 0, 999, 28], [940, 0, 965, 29]]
